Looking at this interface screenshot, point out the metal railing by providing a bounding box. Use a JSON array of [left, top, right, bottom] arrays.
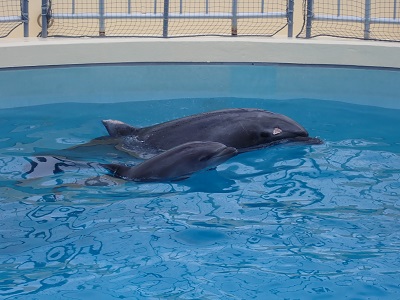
[[40, 0, 293, 38], [0, 0, 29, 38], [1, 0, 399, 41], [301, 0, 400, 41]]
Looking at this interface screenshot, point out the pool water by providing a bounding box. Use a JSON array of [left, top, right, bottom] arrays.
[[0, 98, 400, 299]]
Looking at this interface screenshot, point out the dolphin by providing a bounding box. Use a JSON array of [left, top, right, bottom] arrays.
[[100, 108, 322, 158], [101, 141, 238, 182]]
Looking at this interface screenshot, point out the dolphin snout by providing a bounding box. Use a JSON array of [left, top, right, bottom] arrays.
[[293, 121, 309, 136]]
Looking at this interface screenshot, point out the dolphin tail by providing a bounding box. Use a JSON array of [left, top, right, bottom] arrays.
[[102, 119, 139, 137]]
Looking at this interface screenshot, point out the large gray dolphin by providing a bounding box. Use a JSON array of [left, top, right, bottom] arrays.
[[101, 108, 322, 158], [101, 141, 238, 182]]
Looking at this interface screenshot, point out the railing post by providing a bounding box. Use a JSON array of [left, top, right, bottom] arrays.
[[287, 0, 294, 37], [306, 0, 313, 38], [232, 0, 238, 35], [99, 0, 105, 36], [364, 0, 371, 39], [41, 0, 48, 38], [21, 0, 29, 37], [163, 0, 169, 37]]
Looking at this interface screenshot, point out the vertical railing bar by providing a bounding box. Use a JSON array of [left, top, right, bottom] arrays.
[[21, 0, 29, 37], [206, 0, 209, 14], [337, 0, 341, 16], [364, 0, 371, 39], [154, 0, 157, 14], [306, 0, 313, 38], [180, 0, 183, 14], [231, 0, 238, 35], [41, 0, 48, 37], [394, 0, 397, 19], [99, 0, 105, 36], [128, 0, 131, 14], [287, 0, 294, 37], [163, 0, 169, 37], [261, 0, 264, 14], [72, 0, 75, 14]]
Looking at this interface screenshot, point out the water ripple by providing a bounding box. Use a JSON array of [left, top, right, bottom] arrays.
[[1, 100, 400, 299]]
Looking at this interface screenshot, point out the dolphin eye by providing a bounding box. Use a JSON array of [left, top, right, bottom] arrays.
[[273, 127, 283, 135]]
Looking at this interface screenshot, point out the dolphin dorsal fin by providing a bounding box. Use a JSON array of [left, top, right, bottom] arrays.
[[102, 119, 139, 137]]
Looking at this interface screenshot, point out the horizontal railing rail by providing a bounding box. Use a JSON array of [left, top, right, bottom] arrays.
[[50, 12, 287, 20]]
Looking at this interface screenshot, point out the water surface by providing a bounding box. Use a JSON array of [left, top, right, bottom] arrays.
[[0, 98, 399, 299]]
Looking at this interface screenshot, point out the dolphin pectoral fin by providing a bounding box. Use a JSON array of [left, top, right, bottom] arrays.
[[102, 119, 139, 137], [100, 163, 132, 179]]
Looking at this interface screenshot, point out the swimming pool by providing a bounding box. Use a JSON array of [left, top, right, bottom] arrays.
[[0, 62, 400, 299]]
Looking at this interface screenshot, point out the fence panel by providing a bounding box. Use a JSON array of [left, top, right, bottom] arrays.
[[0, 0, 28, 38], [41, 0, 293, 38], [297, 0, 400, 42]]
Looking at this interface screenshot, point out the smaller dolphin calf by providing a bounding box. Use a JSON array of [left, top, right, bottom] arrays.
[[101, 141, 238, 182]]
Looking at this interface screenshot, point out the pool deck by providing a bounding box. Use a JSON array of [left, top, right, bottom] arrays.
[[1, 37, 400, 69]]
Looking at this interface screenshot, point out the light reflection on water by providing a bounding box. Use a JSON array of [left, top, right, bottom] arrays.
[[0, 98, 400, 299]]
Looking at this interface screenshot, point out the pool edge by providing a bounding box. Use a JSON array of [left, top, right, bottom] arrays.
[[1, 37, 400, 69]]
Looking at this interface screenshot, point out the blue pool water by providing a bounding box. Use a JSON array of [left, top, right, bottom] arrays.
[[0, 96, 399, 299]]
